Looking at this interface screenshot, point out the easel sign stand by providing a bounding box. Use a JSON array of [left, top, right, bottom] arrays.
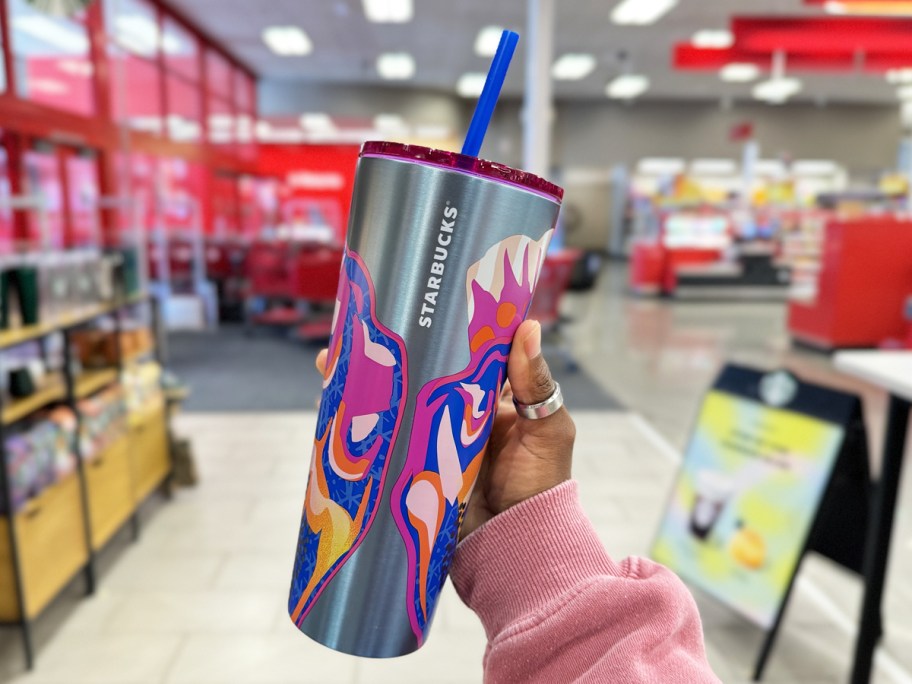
[[651, 364, 871, 681]]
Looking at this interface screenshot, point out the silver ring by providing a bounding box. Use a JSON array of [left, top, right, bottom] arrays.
[[513, 382, 564, 420]]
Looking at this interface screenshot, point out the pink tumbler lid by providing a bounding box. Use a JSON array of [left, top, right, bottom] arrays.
[[361, 141, 563, 203]]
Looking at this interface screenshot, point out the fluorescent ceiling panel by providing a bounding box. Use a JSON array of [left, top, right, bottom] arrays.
[[612, 0, 678, 25], [720, 63, 761, 82], [363, 0, 413, 23], [606, 74, 650, 99], [692, 30, 734, 48], [552, 53, 597, 80], [753, 77, 802, 103], [474, 26, 504, 57], [457, 72, 487, 97], [376, 52, 415, 79], [262, 26, 312, 56]]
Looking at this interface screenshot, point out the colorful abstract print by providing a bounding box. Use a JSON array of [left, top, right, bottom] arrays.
[[289, 249, 407, 627], [391, 232, 552, 644]]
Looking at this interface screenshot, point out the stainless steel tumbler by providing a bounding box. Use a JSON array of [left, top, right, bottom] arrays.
[[288, 141, 563, 658]]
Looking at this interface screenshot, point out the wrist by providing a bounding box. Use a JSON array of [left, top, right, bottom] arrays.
[[451, 480, 625, 638]]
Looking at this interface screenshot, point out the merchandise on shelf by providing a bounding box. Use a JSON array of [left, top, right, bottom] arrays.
[[76, 384, 128, 461], [0, 249, 141, 335], [1, 340, 63, 402], [0, 407, 78, 515], [122, 361, 163, 414], [71, 325, 153, 368]]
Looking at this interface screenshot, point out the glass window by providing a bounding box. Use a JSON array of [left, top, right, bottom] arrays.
[[163, 17, 199, 82], [167, 75, 202, 142], [110, 47, 163, 134], [235, 70, 254, 113], [0, 34, 6, 94], [9, 0, 95, 117], [23, 147, 65, 250], [207, 95, 234, 147], [0, 140, 13, 255], [65, 153, 100, 248], [104, 0, 160, 59], [206, 49, 233, 99]]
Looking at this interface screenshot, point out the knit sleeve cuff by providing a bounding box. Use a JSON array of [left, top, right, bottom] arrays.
[[449, 480, 627, 638]]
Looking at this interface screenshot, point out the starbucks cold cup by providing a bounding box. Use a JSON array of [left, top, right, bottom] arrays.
[[287, 141, 562, 658]]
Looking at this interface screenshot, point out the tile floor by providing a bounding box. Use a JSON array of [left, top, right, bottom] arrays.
[[2, 263, 912, 683]]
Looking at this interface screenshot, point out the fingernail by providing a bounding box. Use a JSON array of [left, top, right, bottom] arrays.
[[523, 321, 541, 359]]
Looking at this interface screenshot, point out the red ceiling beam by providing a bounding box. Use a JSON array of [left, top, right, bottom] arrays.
[[673, 45, 855, 71], [674, 43, 912, 73], [732, 16, 912, 53]]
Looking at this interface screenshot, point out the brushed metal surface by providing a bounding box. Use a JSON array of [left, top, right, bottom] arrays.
[[295, 154, 561, 657]]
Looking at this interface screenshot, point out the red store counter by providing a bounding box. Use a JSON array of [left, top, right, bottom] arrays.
[[787, 217, 912, 350]]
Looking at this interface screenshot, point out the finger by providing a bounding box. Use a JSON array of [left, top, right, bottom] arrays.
[[500, 380, 513, 402], [315, 349, 328, 375], [507, 320, 555, 407]]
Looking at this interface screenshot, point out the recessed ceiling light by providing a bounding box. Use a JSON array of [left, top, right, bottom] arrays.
[[611, 0, 678, 25], [474, 26, 504, 57], [457, 72, 487, 98], [262, 26, 312, 56], [606, 74, 649, 99], [376, 52, 415, 80], [691, 29, 733, 49], [300, 113, 335, 132], [753, 77, 802, 103], [720, 63, 760, 82], [552, 53, 597, 81], [363, 0, 413, 23]]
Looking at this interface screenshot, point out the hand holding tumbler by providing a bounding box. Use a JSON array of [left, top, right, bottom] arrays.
[[288, 31, 564, 658]]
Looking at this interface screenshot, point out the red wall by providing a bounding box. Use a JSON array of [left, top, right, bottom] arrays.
[[258, 144, 360, 241]]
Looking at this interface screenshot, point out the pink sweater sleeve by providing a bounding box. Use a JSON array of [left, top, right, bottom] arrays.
[[449, 481, 720, 684]]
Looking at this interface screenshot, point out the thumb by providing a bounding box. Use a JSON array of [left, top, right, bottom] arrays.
[[508, 320, 555, 406]]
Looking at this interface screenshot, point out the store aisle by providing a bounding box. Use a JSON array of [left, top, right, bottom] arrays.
[[167, 325, 624, 412]]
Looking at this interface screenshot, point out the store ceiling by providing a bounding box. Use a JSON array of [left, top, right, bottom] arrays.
[[167, 0, 900, 105]]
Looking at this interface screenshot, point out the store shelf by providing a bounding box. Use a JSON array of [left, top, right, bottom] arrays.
[[2, 376, 67, 426], [85, 434, 133, 551], [0, 473, 88, 621], [128, 395, 166, 429], [128, 403, 170, 503], [0, 294, 150, 351], [74, 369, 120, 400]]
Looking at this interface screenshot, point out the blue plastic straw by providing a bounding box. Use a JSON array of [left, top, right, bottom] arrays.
[[461, 30, 520, 158]]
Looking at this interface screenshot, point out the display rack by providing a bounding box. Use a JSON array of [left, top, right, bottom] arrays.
[[0, 293, 171, 670], [788, 217, 912, 349]]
